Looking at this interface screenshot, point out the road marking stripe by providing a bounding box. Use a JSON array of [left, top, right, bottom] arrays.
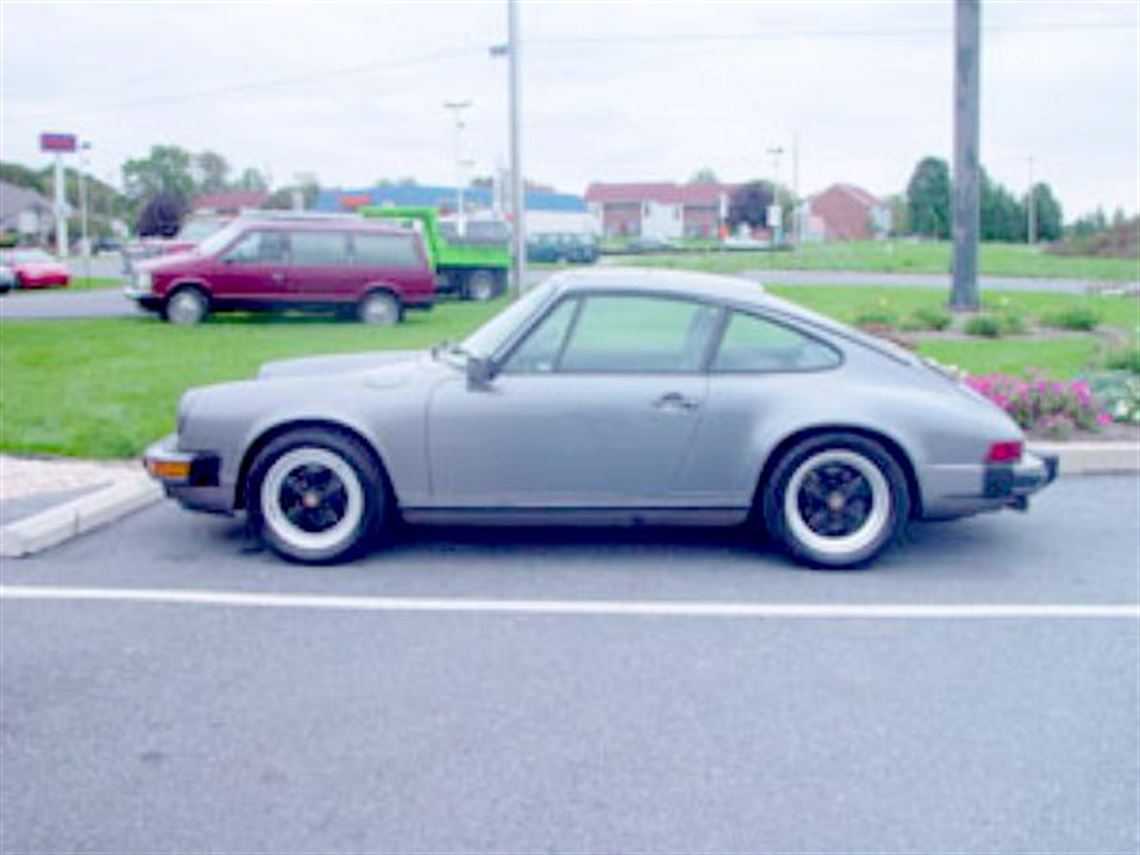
[[1, 586, 1137, 619]]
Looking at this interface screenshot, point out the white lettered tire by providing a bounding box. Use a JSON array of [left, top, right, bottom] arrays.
[[762, 433, 911, 569], [358, 290, 401, 325], [247, 428, 387, 564], [163, 286, 209, 326]]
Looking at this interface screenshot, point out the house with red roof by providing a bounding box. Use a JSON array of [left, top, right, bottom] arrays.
[[191, 190, 270, 215], [585, 182, 735, 239], [802, 183, 891, 242]]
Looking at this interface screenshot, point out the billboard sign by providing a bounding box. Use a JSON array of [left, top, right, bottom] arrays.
[[39, 132, 77, 153]]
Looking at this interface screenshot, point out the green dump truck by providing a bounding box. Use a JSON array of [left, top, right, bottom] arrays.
[[360, 206, 509, 301]]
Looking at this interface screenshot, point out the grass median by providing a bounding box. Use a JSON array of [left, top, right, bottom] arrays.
[[615, 240, 1140, 281], [0, 287, 1135, 459]]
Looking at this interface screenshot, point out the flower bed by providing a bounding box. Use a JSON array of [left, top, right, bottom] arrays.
[[964, 373, 1114, 440]]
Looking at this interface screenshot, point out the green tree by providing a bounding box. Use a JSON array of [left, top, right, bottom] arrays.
[[194, 150, 230, 193], [0, 161, 46, 193], [688, 167, 719, 184], [121, 145, 195, 205], [1026, 182, 1063, 242], [979, 168, 1024, 242], [235, 167, 268, 192], [885, 193, 909, 236], [727, 180, 776, 230], [905, 156, 951, 239]]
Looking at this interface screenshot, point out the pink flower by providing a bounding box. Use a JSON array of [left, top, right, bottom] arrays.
[[1097, 412, 1113, 425]]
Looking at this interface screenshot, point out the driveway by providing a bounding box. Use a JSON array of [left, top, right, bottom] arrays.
[[1, 474, 1136, 853]]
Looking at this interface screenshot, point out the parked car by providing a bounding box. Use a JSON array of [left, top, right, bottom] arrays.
[[121, 214, 232, 274], [528, 232, 599, 264], [125, 215, 435, 325], [144, 268, 1057, 568], [0, 248, 70, 289], [91, 236, 123, 254], [0, 264, 15, 294]]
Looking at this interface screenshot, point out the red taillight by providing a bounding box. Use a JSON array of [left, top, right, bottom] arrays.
[[986, 440, 1023, 464]]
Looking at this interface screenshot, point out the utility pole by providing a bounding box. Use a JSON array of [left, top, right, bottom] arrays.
[[766, 146, 784, 245], [507, 0, 525, 296], [1026, 155, 1036, 245], [791, 130, 800, 245], [950, 0, 981, 312], [444, 100, 472, 236], [53, 153, 68, 257]]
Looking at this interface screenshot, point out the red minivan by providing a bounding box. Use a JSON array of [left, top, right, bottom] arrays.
[[125, 215, 434, 325]]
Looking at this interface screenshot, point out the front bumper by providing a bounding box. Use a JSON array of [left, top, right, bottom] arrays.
[[123, 284, 161, 311], [143, 434, 231, 513]]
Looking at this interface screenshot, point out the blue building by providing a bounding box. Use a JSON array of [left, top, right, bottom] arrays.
[[312, 184, 587, 215]]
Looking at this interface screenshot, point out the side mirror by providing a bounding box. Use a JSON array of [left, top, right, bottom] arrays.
[[466, 355, 494, 388]]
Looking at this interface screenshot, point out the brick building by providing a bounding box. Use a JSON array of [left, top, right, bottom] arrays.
[[585, 182, 735, 239]]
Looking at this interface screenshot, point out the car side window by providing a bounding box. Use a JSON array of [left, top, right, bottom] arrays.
[[354, 233, 420, 269], [557, 294, 720, 373], [501, 298, 579, 374], [221, 230, 288, 264], [712, 311, 841, 373], [290, 231, 349, 267]]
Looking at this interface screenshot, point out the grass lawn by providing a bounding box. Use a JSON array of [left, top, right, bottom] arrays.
[[613, 240, 1140, 281], [1, 286, 1136, 459]]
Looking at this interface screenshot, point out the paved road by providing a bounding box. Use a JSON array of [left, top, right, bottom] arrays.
[[1, 475, 1137, 853], [4, 266, 1137, 320]]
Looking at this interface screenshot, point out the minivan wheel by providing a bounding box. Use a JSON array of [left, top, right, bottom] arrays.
[[247, 428, 387, 564], [358, 290, 401, 325], [762, 433, 910, 569], [465, 270, 497, 302], [163, 286, 209, 326]]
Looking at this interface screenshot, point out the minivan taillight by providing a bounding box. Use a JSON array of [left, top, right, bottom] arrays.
[[985, 441, 1023, 464]]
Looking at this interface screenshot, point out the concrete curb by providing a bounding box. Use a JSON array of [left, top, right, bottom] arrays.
[[1028, 441, 1140, 475], [0, 476, 163, 559]]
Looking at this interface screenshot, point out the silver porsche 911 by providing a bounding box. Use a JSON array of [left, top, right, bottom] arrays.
[[145, 268, 1057, 568]]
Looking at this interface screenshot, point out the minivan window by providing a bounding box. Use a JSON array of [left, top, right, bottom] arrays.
[[290, 231, 349, 266], [221, 230, 289, 264], [354, 233, 420, 269]]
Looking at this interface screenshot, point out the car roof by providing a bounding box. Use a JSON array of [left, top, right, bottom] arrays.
[[546, 267, 771, 307], [234, 216, 412, 235]]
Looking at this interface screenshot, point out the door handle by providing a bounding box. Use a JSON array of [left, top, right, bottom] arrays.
[[652, 392, 700, 410]]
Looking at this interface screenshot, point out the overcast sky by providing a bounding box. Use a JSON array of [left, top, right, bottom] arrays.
[[2, 0, 1137, 218]]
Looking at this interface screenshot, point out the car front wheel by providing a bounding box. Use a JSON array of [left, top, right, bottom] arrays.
[[762, 433, 910, 569], [247, 429, 387, 564], [163, 286, 209, 326], [358, 290, 401, 325]]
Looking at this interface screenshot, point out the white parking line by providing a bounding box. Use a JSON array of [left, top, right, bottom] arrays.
[[1, 585, 1137, 619]]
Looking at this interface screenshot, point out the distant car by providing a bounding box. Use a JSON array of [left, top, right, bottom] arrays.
[[91, 236, 123, 254], [125, 215, 435, 325], [527, 233, 599, 264], [145, 268, 1057, 568], [0, 248, 70, 289], [627, 235, 678, 253], [0, 264, 15, 294], [121, 215, 232, 274]]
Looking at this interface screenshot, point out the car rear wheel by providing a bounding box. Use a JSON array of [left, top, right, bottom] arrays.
[[163, 286, 209, 326], [762, 433, 910, 569], [465, 269, 498, 302], [247, 429, 387, 564], [358, 290, 401, 325]]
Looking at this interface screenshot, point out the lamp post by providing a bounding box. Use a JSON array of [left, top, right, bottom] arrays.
[[444, 100, 472, 237], [78, 141, 92, 279]]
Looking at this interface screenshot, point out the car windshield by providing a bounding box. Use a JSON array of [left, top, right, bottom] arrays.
[[0, 248, 53, 264], [194, 221, 244, 256], [460, 281, 555, 359], [178, 218, 228, 243]]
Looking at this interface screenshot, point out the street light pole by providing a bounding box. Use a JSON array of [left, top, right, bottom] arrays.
[[507, 0, 525, 296], [444, 100, 471, 237]]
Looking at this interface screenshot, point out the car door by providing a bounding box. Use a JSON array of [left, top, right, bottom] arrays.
[[208, 229, 290, 303], [286, 230, 354, 301], [676, 309, 844, 506], [427, 292, 722, 508]]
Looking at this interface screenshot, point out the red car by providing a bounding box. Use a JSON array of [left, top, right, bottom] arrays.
[[121, 215, 232, 274], [0, 248, 70, 289], [125, 215, 435, 325]]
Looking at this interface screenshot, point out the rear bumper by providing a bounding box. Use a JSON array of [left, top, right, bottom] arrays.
[[143, 434, 232, 514], [919, 452, 1060, 520]]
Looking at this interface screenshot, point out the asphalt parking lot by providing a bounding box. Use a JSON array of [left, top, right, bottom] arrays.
[[2, 474, 1138, 853]]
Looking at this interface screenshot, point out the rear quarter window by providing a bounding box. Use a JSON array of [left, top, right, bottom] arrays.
[[712, 311, 841, 373], [354, 233, 421, 269]]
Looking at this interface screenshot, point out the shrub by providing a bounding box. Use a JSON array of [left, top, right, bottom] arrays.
[[1041, 306, 1099, 331], [1083, 371, 1140, 424], [999, 312, 1027, 335], [854, 310, 897, 329], [904, 306, 952, 331], [965, 372, 1112, 433], [1104, 345, 1140, 375], [964, 314, 1004, 338]]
